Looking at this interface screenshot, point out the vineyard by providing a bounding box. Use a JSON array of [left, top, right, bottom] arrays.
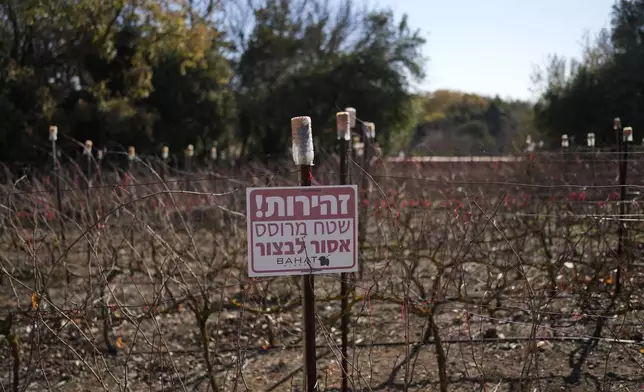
[[1, 144, 644, 392]]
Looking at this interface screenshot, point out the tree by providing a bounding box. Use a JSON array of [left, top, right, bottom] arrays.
[[0, 0, 232, 161], [0, 0, 426, 162], [230, 0, 426, 157], [405, 91, 532, 155], [533, 0, 644, 147]]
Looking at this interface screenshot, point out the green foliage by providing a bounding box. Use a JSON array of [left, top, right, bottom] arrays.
[[232, 0, 426, 157], [2, 0, 541, 161], [0, 0, 430, 162], [533, 0, 644, 147], [0, 0, 232, 161], [405, 90, 534, 156]]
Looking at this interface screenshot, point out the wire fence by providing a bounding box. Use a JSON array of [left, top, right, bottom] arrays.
[[1, 142, 644, 392]]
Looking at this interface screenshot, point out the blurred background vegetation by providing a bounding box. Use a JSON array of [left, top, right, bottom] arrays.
[[0, 0, 642, 163]]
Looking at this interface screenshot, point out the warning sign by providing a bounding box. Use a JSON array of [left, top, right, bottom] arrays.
[[246, 185, 358, 277]]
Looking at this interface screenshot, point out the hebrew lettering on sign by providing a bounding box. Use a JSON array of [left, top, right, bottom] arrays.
[[253, 191, 352, 219], [312, 219, 352, 235], [247, 185, 358, 277], [255, 222, 307, 238], [254, 239, 307, 256]]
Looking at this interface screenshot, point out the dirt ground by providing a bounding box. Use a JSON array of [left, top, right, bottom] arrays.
[[2, 242, 644, 392]]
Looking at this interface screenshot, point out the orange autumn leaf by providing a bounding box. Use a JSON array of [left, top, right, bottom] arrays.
[[115, 336, 126, 349], [605, 275, 613, 285], [639, 347, 644, 354], [31, 292, 38, 310]]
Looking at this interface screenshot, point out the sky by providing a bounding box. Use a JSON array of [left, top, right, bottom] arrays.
[[365, 0, 616, 101]]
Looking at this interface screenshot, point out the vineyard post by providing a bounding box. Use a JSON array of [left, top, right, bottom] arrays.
[[291, 115, 317, 392], [345, 107, 357, 183], [185, 144, 194, 191], [83, 140, 93, 203], [358, 122, 373, 280], [210, 143, 217, 181], [83, 140, 93, 265], [353, 135, 362, 175], [49, 125, 65, 247], [616, 124, 632, 294], [336, 111, 351, 392], [127, 146, 136, 260], [561, 134, 569, 184], [613, 118, 622, 291], [614, 117, 622, 156], [96, 148, 104, 185], [587, 133, 596, 186], [127, 146, 136, 174], [526, 135, 534, 179], [161, 146, 169, 180]]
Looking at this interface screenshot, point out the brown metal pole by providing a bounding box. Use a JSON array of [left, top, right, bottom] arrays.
[[616, 124, 632, 295], [300, 165, 316, 392], [336, 112, 350, 392], [84, 140, 93, 265], [358, 122, 372, 280], [185, 144, 194, 191], [613, 118, 622, 293], [345, 108, 357, 184], [50, 126, 65, 247], [161, 146, 169, 181], [292, 116, 317, 392]]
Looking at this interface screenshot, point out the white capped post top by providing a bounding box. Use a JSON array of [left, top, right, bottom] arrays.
[[291, 116, 314, 166], [49, 126, 58, 141], [624, 126, 633, 142], [366, 122, 375, 139], [336, 112, 350, 141], [84, 140, 93, 155], [345, 107, 356, 128], [185, 144, 194, 157]]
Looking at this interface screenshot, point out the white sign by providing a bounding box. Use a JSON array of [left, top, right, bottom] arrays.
[[246, 185, 359, 277]]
